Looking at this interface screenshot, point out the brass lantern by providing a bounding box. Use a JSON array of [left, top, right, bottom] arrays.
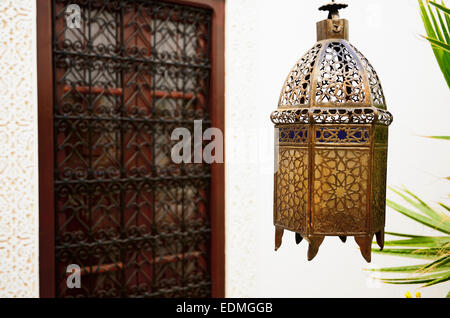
[[271, 1, 393, 262]]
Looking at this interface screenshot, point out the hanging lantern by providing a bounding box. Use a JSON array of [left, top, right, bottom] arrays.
[[271, 1, 393, 262]]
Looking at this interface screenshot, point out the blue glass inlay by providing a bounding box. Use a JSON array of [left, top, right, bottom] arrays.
[[279, 127, 308, 143], [338, 130, 347, 140]]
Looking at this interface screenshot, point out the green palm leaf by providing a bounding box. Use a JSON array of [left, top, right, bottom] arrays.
[[386, 199, 450, 234], [424, 36, 450, 52], [422, 254, 450, 270], [390, 187, 448, 223], [381, 272, 447, 285], [383, 236, 450, 247], [419, 0, 450, 88], [372, 247, 449, 259], [439, 202, 450, 212], [385, 231, 432, 238], [434, 4, 450, 43], [424, 272, 450, 286], [371, 188, 450, 294], [366, 263, 450, 273], [429, 1, 450, 14]]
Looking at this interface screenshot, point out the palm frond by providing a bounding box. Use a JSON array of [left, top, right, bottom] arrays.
[[366, 263, 450, 273], [429, 1, 450, 14], [382, 236, 450, 248], [391, 187, 448, 223], [386, 198, 450, 234], [380, 271, 447, 285], [419, 0, 450, 88], [423, 272, 450, 286], [373, 247, 449, 259], [371, 188, 450, 292]]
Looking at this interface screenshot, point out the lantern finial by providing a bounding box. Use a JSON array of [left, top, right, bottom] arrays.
[[316, 1, 349, 41], [319, 1, 348, 19]]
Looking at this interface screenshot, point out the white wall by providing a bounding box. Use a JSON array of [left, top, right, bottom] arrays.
[[225, 0, 450, 298], [0, 0, 39, 297]]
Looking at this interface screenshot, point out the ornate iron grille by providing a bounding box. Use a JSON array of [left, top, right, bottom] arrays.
[[52, 0, 212, 297]]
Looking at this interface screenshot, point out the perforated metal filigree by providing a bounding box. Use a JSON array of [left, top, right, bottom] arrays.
[[277, 39, 386, 109], [270, 107, 393, 126], [272, 10, 392, 262], [316, 42, 366, 105], [349, 43, 386, 108], [312, 107, 374, 124], [376, 109, 393, 126], [271, 108, 310, 125], [279, 44, 322, 107]]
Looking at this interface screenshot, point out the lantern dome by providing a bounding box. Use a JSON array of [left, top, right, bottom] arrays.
[[277, 40, 386, 109], [271, 1, 393, 127]]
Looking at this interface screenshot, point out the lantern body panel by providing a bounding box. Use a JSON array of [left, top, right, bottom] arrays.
[[372, 127, 389, 233], [271, 36, 392, 262], [311, 144, 370, 236]]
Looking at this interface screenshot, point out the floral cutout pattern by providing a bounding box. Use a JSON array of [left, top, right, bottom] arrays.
[[315, 42, 366, 105], [312, 149, 369, 234], [279, 43, 322, 107]]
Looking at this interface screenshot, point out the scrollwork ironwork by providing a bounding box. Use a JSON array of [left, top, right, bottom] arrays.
[[53, 0, 213, 298]]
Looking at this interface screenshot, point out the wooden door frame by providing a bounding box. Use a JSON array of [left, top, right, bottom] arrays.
[[37, 0, 225, 298]]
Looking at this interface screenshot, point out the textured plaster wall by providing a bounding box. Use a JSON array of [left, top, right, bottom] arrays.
[[0, 0, 39, 297], [225, 0, 450, 297], [225, 0, 259, 297]]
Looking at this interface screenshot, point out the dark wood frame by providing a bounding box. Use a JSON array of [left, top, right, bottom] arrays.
[[37, 0, 225, 298]]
